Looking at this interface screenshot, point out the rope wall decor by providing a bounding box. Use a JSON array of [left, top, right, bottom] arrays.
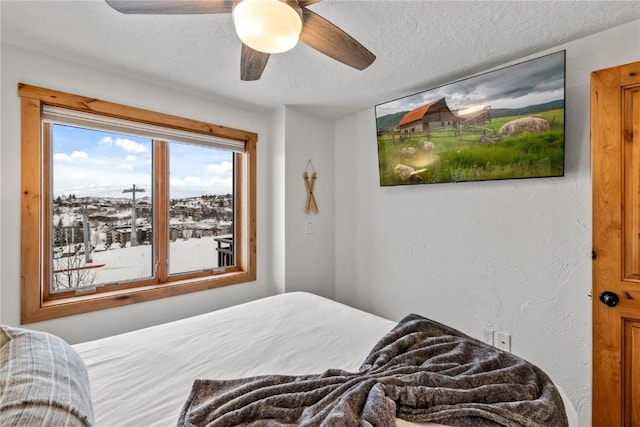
[[304, 159, 319, 214]]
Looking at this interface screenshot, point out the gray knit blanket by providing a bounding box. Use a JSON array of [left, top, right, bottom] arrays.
[[178, 314, 568, 427]]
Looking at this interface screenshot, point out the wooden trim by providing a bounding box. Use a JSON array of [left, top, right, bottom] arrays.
[[156, 140, 169, 282], [245, 137, 257, 279], [623, 88, 640, 280], [623, 320, 638, 427], [41, 122, 53, 302], [627, 320, 640, 426], [18, 84, 257, 143], [591, 64, 624, 427], [24, 271, 255, 324], [21, 97, 43, 324], [235, 152, 245, 270], [19, 84, 258, 324]]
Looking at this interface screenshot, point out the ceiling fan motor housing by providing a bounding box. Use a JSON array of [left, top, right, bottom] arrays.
[[232, 0, 303, 54]]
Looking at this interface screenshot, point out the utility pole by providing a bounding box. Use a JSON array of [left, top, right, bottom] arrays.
[[123, 184, 145, 247], [81, 198, 91, 263]]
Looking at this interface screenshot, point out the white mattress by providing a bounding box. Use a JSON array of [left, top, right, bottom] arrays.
[[73, 292, 577, 427]]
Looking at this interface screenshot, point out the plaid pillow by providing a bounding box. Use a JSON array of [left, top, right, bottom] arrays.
[[0, 326, 94, 426]]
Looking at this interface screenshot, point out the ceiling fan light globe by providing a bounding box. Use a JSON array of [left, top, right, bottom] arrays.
[[233, 0, 302, 54]]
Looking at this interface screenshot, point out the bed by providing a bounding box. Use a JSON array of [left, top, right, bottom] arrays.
[[1, 292, 577, 426]]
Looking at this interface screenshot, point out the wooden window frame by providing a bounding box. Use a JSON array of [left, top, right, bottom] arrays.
[[19, 84, 257, 324]]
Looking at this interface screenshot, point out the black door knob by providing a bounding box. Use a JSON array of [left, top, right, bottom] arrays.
[[599, 291, 619, 307]]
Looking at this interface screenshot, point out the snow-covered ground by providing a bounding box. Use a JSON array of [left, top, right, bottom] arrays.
[[53, 236, 228, 290]]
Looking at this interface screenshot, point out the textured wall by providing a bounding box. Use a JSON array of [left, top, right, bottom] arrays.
[[283, 107, 335, 299], [0, 44, 273, 344], [333, 20, 640, 427], [268, 106, 336, 299]]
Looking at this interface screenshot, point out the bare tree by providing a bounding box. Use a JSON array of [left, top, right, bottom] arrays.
[[52, 248, 98, 290]]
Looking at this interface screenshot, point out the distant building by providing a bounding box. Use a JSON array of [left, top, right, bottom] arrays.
[[170, 204, 201, 220], [53, 224, 84, 247], [105, 223, 152, 247]]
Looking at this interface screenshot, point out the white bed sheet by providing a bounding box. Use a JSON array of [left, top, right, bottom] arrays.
[[73, 292, 576, 427]]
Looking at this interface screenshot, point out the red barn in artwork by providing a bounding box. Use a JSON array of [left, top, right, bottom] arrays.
[[398, 97, 460, 137]]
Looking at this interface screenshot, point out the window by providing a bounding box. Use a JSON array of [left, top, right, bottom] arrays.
[[19, 84, 257, 323]]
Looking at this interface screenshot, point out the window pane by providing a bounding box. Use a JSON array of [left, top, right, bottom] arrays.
[[51, 124, 154, 291], [168, 141, 234, 275]]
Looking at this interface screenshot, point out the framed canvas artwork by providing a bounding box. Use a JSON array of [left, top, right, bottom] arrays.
[[375, 51, 565, 186]]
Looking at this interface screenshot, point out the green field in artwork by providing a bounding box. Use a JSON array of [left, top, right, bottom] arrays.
[[377, 108, 565, 186]]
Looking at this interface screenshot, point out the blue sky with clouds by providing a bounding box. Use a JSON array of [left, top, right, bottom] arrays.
[[52, 124, 233, 199]]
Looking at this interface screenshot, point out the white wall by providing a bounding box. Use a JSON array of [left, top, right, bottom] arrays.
[[268, 107, 287, 295], [333, 20, 640, 427], [267, 107, 335, 299], [0, 44, 274, 343], [283, 107, 335, 298]]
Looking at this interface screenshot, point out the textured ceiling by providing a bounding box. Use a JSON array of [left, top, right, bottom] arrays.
[[2, 1, 639, 119]]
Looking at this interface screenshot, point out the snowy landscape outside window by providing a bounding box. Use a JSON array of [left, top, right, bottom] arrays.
[[49, 123, 236, 292], [168, 141, 235, 276], [19, 84, 257, 323], [50, 125, 155, 291]]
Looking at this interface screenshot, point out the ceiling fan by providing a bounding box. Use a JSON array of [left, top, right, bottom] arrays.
[[105, 0, 376, 81]]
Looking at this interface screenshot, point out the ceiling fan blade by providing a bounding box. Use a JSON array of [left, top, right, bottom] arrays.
[[299, 7, 375, 71], [241, 44, 270, 81], [298, 0, 323, 7], [105, 0, 233, 14]]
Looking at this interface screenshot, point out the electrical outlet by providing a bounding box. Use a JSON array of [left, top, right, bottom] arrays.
[[482, 329, 494, 346], [495, 331, 511, 352]]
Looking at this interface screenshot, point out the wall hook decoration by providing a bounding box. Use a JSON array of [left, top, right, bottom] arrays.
[[304, 159, 319, 214]]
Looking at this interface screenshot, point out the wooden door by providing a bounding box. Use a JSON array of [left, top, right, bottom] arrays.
[[592, 61, 640, 427]]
